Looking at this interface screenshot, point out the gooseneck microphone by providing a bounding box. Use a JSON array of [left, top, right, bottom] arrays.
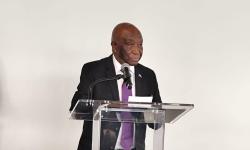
[[121, 63, 132, 89], [87, 63, 132, 100], [88, 74, 123, 100]]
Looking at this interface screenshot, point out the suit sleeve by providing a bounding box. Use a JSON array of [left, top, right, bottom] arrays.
[[152, 71, 162, 103], [148, 71, 162, 129], [69, 64, 94, 111]]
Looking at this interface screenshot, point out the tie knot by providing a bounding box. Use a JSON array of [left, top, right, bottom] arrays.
[[122, 81, 132, 102], [123, 79, 132, 90]]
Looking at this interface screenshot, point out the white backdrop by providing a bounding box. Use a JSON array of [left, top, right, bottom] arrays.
[[0, 0, 250, 150]]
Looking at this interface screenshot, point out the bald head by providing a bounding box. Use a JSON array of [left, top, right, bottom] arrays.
[[111, 23, 142, 43], [111, 23, 143, 66]]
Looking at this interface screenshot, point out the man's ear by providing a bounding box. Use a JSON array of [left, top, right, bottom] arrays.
[[111, 41, 118, 53]]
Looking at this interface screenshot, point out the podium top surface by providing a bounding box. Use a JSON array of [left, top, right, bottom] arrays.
[[70, 99, 194, 123]]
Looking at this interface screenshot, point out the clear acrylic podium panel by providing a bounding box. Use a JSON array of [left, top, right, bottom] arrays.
[[70, 99, 194, 150]]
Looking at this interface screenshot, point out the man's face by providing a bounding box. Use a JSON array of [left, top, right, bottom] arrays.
[[113, 30, 143, 66]]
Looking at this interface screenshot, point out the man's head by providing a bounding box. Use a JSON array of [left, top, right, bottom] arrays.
[[111, 23, 143, 66]]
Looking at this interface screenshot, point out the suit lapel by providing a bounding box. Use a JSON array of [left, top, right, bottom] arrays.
[[104, 55, 119, 101], [135, 65, 144, 97]]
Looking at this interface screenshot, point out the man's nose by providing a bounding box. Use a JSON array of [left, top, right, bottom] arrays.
[[132, 48, 141, 55], [132, 45, 142, 53]]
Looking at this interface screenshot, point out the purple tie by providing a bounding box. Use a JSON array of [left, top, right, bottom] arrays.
[[121, 81, 133, 150]]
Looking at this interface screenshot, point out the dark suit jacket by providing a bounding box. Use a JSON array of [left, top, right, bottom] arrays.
[[70, 55, 161, 150]]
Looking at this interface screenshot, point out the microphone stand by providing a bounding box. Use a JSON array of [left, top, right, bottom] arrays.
[[87, 74, 124, 100]]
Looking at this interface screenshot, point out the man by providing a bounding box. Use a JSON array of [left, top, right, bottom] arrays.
[[70, 23, 161, 150]]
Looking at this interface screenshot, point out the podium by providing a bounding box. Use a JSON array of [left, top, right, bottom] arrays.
[[70, 99, 194, 150]]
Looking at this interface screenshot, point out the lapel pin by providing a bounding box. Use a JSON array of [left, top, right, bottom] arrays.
[[138, 73, 142, 78]]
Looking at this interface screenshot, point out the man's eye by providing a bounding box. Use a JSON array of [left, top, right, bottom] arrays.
[[127, 43, 134, 45]]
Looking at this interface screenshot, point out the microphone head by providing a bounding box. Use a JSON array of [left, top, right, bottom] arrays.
[[121, 63, 132, 89], [121, 63, 131, 79], [121, 63, 130, 71]]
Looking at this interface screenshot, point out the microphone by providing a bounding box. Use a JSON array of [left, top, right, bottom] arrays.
[[121, 63, 132, 89], [88, 74, 123, 100]]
